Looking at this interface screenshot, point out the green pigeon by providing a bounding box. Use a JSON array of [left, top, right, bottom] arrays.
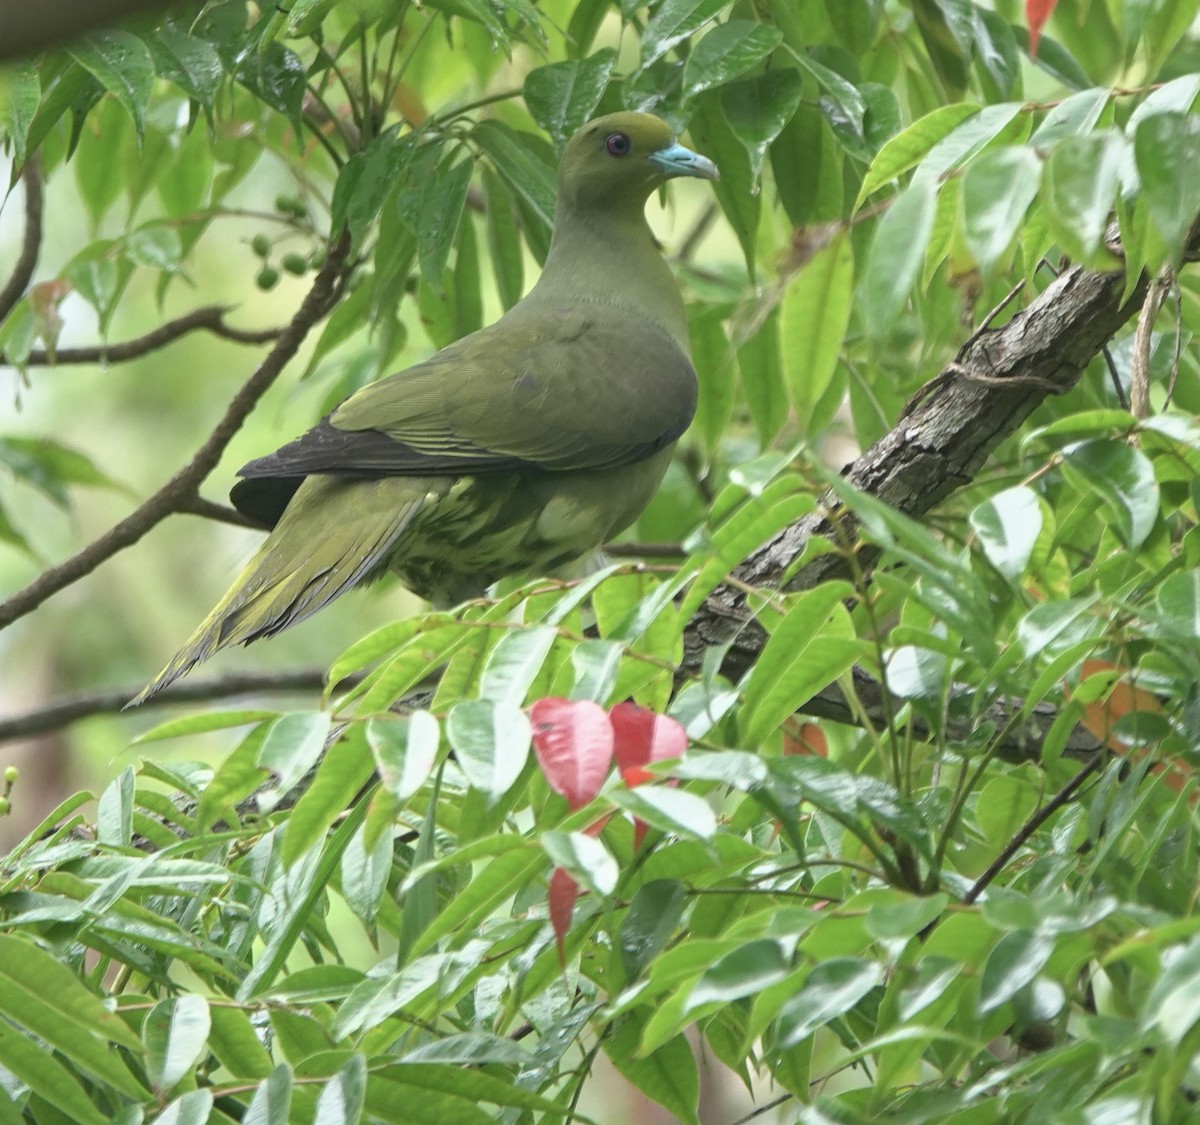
[[136, 112, 717, 702]]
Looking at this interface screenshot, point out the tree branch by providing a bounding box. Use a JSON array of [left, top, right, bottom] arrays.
[[6, 305, 282, 367], [0, 157, 43, 323], [0, 234, 350, 631], [687, 227, 1190, 683], [0, 670, 361, 744]]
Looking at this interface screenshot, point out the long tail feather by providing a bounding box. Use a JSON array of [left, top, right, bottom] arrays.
[[131, 477, 429, 705]]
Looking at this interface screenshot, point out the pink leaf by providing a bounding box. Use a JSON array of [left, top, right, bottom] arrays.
[[610, 702, 687, 787], [1026, 0, 1057, 58], [549, 866, 579, 963], [530, 698, 614, 809]]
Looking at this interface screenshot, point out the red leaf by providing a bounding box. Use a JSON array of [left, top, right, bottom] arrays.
[[530, 698, 614, 809], [783, 722, 828, 757], [1026, 0, 1057, 58], [633, 818, 649, 852], [610, 702, 687, 787], [548, 867, 579, 963]]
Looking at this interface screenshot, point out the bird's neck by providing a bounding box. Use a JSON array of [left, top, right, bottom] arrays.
[[531, 206, 689, 350]]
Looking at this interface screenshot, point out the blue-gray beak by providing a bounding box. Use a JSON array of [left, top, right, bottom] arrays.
[[650, 142, 720, 181]]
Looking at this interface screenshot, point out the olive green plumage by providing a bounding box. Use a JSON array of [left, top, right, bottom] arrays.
[[136, 112, 717, 702]]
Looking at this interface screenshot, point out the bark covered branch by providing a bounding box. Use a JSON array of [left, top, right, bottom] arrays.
[[685, 225, 1191, 744]]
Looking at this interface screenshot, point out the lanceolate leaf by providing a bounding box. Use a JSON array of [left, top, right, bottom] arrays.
[[738, 583, 860, 748]]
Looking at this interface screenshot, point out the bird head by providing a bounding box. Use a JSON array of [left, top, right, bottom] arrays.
[[557, 111, 718, 211]]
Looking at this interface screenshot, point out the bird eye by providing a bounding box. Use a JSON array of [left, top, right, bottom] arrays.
[[605, 133, 631, 157]]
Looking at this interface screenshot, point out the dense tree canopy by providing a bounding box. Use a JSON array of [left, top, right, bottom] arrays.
[[3, 0, 1200, 1120]]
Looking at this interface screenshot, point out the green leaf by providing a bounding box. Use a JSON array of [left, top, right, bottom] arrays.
[[1061, 439, 1159, 549], [478, 625, 557, 705], [687, 939, 791, 1010], [681, 22, 783, 102], [68, 31, 154, 144], [1151, 569, 1200, 638], [256, 711, 332, 811], [244, 1064, 293, 1125], [962, 146, 1041, 270], [1144, 936, 1200, 1044], [331, 133, 416, 247], [482, 167, 524, 309], [858, 176, 937, 338], [0, 1019, 108, 1124], [473, 120, 557, 247], [641, 0, 728, 66], [3, 63, 40, 166], [144, 996, 211, 1094], [542, 830, 618, 896], [569, 639, 623, 703], [607, 1018, 699, 1125], [1126, 73, 1200, 134], [151, 1090, 213, 1125], [736, 307, 787, 445], [523, 49, 616, 150], [1134, 113, 1200, 262], [969, 485, 1043, 581], [418, 154, 474, 289], [720, 68, 804, 183], [446, 699, 532, 803], [738, 583, 859, 748], [313, 1054, 366, 1124], [1042, 132, 1126, 263], [776, 958, 883, 1047], [144, 28, 223, 108], [688, 95, 760, 275], [912, 0, 969, 96], [97, 766, 134, 846], [0, 937, 146, 1096], [0, 436, 115, 508], [281, 726, 375, 867], [609, 786, 717, 840], [979, 931, 1053, 1013], [133, 709, 275, 743], [856, 102, 980, 205], [619, 880, 687, 979], [687, 301, 734, 456], [367, 712, 441, 801], [792, 50, 869, 160], [235, 42, 306, 130], [1031, 87, 1110, 146], [781, 231, 853, 429]]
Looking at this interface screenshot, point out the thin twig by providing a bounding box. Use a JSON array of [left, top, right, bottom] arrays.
[[0, 156, 43, 323], [0, 671, 363, 744], [962, 754, 1104, 905], [178, 496, 261, 529], [7, 305, 281, 367], [0, 235, 350, 631]]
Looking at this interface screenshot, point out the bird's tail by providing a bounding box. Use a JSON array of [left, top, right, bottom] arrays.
[[131, 476, 430, 705]]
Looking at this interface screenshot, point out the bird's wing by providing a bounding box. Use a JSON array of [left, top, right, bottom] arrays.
[[232, 305, 696, 525]]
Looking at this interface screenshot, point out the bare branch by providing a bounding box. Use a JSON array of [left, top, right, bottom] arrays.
[[178, 496, 261, 529], [0, 234, 350, 631], [7, 305, 282, 367], [0, 157, 43, 323], [0, 670, 361, 744]]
